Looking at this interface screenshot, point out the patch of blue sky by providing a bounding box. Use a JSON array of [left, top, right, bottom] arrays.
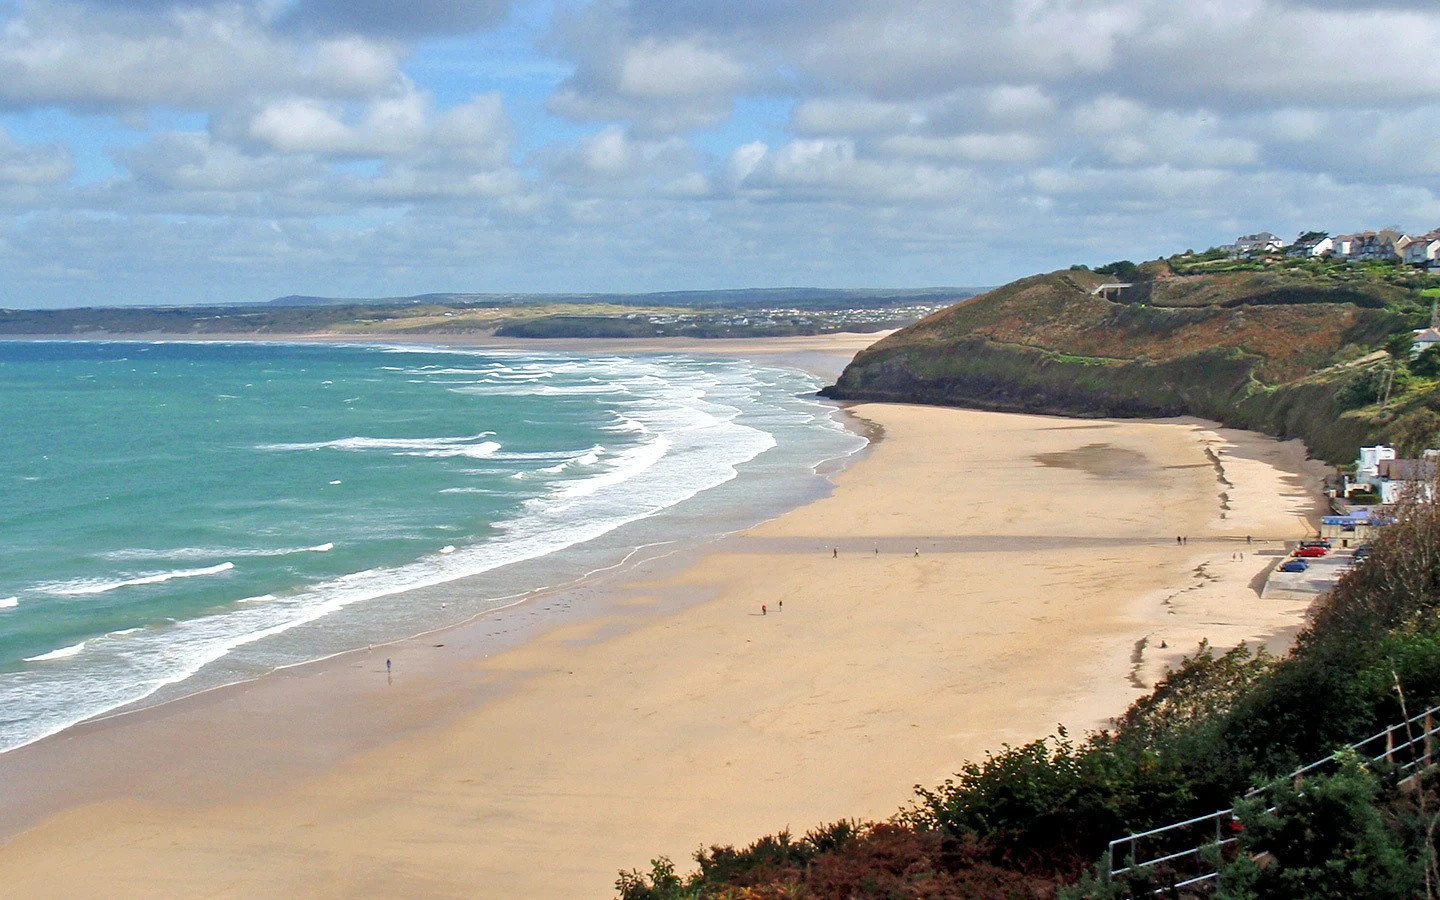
[[405, 2, 578, 158], [691, 96, 794, 159], [3, 108, 209, 185]]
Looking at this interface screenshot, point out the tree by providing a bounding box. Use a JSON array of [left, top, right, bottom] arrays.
[[1095, 260, 1141, 281], [1413, 346, 1440, 378], [1387, 332, 1416, 361]]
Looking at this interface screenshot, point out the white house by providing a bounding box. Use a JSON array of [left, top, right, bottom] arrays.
[[1288, 234, 1334, 257], [1375, 459, 1438, 504], [1348, 446, 1438, 504], [1401, 231, 1440, 266], [1414, 328, 1440, 357], [1356, 445, 1397, 482]]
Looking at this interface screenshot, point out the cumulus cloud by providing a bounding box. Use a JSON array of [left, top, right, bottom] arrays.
[[0, 5, 401, 110], [5, 0, 1440, 306], [276, 0, 510, 39], [0, 127, 72, 184]]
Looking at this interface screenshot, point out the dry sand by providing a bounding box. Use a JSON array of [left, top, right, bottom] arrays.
[[0, 395, 1329, 898]]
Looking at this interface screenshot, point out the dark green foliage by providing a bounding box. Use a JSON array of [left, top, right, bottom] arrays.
[[1388, 408, 1440, 456], [1389, 332, 1419, 360], [1413, 347, 1440, 379], [1217, 755, 1424, 899], [1094, 261, 1141, 281], [616, 858, 689, 900], [1336, 365, 1390, 410]]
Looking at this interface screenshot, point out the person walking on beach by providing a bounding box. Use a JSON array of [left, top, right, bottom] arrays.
[[778, 599, 783, 612], [761, 604, 767, 616], [1177, 536, 1182, 545], [914, 547, 920, 557], [832, 547, 837, 558], [386, 658, 391, 674]]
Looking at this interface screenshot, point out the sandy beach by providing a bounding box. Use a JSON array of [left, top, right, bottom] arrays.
[[0, 337, 1330, 898]]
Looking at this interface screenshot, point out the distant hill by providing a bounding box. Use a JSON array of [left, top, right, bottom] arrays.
[[825, 260, 1440, 462], [263, 287, 984, 311], [0, 287, 983, 340]]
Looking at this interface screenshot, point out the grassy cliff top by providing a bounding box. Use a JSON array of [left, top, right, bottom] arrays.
[[871, 263, 1418, 384]]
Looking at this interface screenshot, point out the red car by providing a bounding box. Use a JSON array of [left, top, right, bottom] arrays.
[[1296, 545, 1328, 558]]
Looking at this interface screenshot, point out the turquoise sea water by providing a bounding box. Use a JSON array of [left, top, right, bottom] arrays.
[[0, 340, 864, 752]]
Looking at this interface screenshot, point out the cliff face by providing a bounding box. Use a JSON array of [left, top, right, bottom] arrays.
[[824, 268, 1422, 463]]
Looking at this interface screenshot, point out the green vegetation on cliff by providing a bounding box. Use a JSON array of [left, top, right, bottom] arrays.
[[825, 260, 1440, 463]]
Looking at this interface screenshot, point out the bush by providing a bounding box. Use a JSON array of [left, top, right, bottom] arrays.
[[1217, 754, 1426, 898], [1413, 347, 1440, 378], [1094, 261, 1141, 281]]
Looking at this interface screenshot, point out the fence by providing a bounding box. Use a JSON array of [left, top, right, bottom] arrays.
[[1105, 702, 1440, 894]]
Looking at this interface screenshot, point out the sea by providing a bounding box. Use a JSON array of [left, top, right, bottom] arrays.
[[0, 339, 865, 754]]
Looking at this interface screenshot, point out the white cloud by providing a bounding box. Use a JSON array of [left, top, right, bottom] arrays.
[[237, 88, 510, 161], [0, 5, 401, 111], [791, 97, 924, 135], [880, 132, 1047, 164], [615, 39, 748, 101], [0, 127, 72, 184], [7, 0, 1440, 307]]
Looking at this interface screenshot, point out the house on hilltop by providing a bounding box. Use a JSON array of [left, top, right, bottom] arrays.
[[1400, 231, 1440, 267], [1288, 233, 1334, 257], [1230, 232, 1286, 256], [1412, 327, 1440, 357], [1345, 229, 1408, 261]]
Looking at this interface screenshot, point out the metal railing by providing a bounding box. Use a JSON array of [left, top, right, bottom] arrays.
[[1105, 703, 1440, 894]]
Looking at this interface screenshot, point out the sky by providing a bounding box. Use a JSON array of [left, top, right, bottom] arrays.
[[1, 0, 1438, 307]]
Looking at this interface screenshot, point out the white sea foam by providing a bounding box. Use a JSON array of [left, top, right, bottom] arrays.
[[258, 433, 500, 459], [24, 641, 87, 662], [0, 597, 16, 609], [103, 544, 331, 562], [438, 545, 456, 554], [0, 350, 863, 755], [43, 562, 236, 596]]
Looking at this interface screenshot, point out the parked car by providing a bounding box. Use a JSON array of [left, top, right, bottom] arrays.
[[1280, 559, 1309, 573], [1354, 545, 1373, 559], [1295, 545, 1328, 558], [1299, 538, 1331, 549]]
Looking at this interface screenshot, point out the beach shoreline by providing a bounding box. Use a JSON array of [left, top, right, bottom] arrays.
[[0, 340, 1332, 897], [0, 330, 892, 381]]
